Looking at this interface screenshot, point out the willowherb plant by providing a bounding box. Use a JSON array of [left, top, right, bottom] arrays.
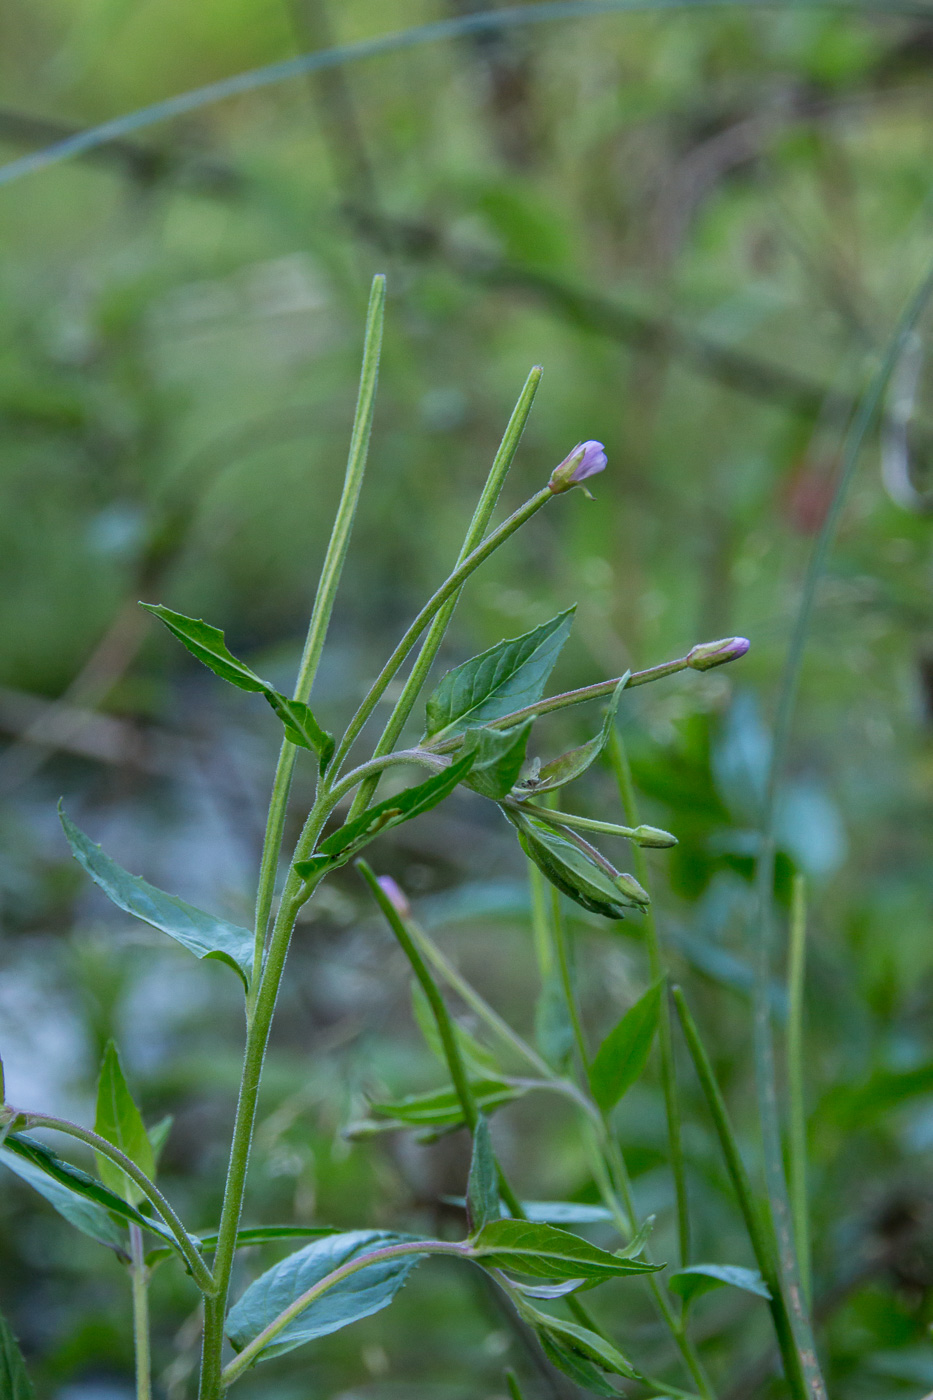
[[0, 276, 823, 1400]]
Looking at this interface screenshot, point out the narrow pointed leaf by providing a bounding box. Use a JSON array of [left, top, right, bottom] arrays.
[[94, 1041, 155, 1206], [369, 1079, 522, 1129], [590, 982, 663, 1113], [309, 753, 475, 864], [425, 609, 575, 740], [411, 981, 500, 1077], [0, 1147, 125, 1250], [225, 1230, 426, 1362], [471, 1219, 661, 1279], [60, 807, 253, 987], [516, 675, 629, 798], [668, 1263, 771, 1306], [2, 1133, 178, 1246], [519, 1302, 643, 1388], [511, 812, 644, 919], [146, 1224, 339, 1267], [147, 1115, 173, 1169], [142, 604, 334, 766], [467, 1116, 499, 1234], [462, 722, 533, 799], [0, 1307, 35, 1400]]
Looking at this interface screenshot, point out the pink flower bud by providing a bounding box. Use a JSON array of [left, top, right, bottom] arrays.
[[377, 875, 412, 919], [548, 440, 608, 494], [686, 637, 750, 672]]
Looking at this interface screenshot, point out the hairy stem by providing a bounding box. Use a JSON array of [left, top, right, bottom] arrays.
[[129, 1225, 152, 1400]]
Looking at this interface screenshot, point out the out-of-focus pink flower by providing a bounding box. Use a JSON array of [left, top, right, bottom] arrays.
[[686, 637, 750, 671], [377, 875, 412, 919]]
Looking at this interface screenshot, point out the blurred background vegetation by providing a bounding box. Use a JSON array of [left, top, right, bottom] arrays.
[[2, 2, 933, 1397]]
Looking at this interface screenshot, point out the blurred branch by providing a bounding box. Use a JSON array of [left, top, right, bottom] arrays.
[[0, 106, 243, 195], [0, 682, 188, 778]]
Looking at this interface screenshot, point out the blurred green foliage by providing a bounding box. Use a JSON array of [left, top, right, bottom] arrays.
[[3, 2, 933, 1397]]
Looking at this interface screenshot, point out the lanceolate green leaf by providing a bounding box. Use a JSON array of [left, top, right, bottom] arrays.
[[0, 1146, 125, 1251], [225, 1230, 426, 1362], [146, 1224, 339, 1267], [462, 722, 533, 799], [141, 604, 334, 769], [424, 609, 575, 741], [510, 812, 645, 920], [0, 1306, 35, 1400], [589, 982, 664, 1114], [515, 675, 629, 798], [2, 1134, 177, 1246], [668, 1263, 771, 1307], [60, 807, 254, 987], [94, 1041, 155, 1206], [411, 981, 500, 1077], [306, 754, 475, 866], [466, 1116, 499, 1234], [470, 1219, 661, 1280], [369, 1079, 523, 1129], [517, 1301, 643, 1390]]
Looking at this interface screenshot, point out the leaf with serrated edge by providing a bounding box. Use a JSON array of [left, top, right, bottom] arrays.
[[668, 1264, 771, 1306], [467, 1116, 499, 1234], [2, 1134, 177, 1246], [425, 609, 575, 740], [471, 1219, 660, 1279], [60, 807, 253, 987], [462, 722, 533, 799], [94, 1041, 155, 1206], [0, 1147, 125, 1251], [311, 754, 475, 863], [225, 1230, 426, 1362], [589, 983, 663, 1114], [0, 1306, 36, 1400], [516, 675, 630, 798], [142, 604, 333, 764]]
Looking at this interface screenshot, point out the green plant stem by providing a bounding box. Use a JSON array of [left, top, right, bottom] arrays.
[[249, 274, 384, 997], [515, 802, 669, 844], [199, 844, 330, 1400], [347, 367, 542, 821], [329, 485, 555, 777], [787, 874, 811, 1306], [549, 886, 589, 1075], [672, 987, 809, 1400], [22, 1113, 213, 1293], [425, 649, 723, 753], [129, 1224, 152, 1400], [606, 727, 689, 1270], [220, 1238, 472, 1386]]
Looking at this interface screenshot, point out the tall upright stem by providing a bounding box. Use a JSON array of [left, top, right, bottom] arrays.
[[249, 275, 385, 995], [606, 727, 690, 1269], [129, 1225, 152, 1400]]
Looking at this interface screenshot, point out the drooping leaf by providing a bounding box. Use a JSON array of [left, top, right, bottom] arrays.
[[369, 1079, 523, 1129], [589, 983, 663, 1114], [519, 1301, 642, 1390], [2, 1134, 177, 1247], [0, 1307, 35, 1400], [411, 982, 499, 1077], [467, 1116, 499, 1235], [511, 1277, 587, 1300], [424, 609, 575, 741], [515, 675, 629, 798], [0, 1147, 125, 1251], [511, 812, 647, 920], [667, 1264, 771, 1307], [462, 722, 533, 799], [307, 754, 475, 865], [141, 604, 334, 768], [94, 1041, 155, 1206], [470, 1219, 660, 1280], [225, 1230, 426, 1362], [60, 808, 253, 988]]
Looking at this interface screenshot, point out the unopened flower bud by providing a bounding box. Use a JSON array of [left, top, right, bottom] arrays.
[[615, 872, 650, 906], [686, 636, 750, 672], [548, 440, 608, 494], [633, 825, 677, 848], [377, 875, 412, 919]]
